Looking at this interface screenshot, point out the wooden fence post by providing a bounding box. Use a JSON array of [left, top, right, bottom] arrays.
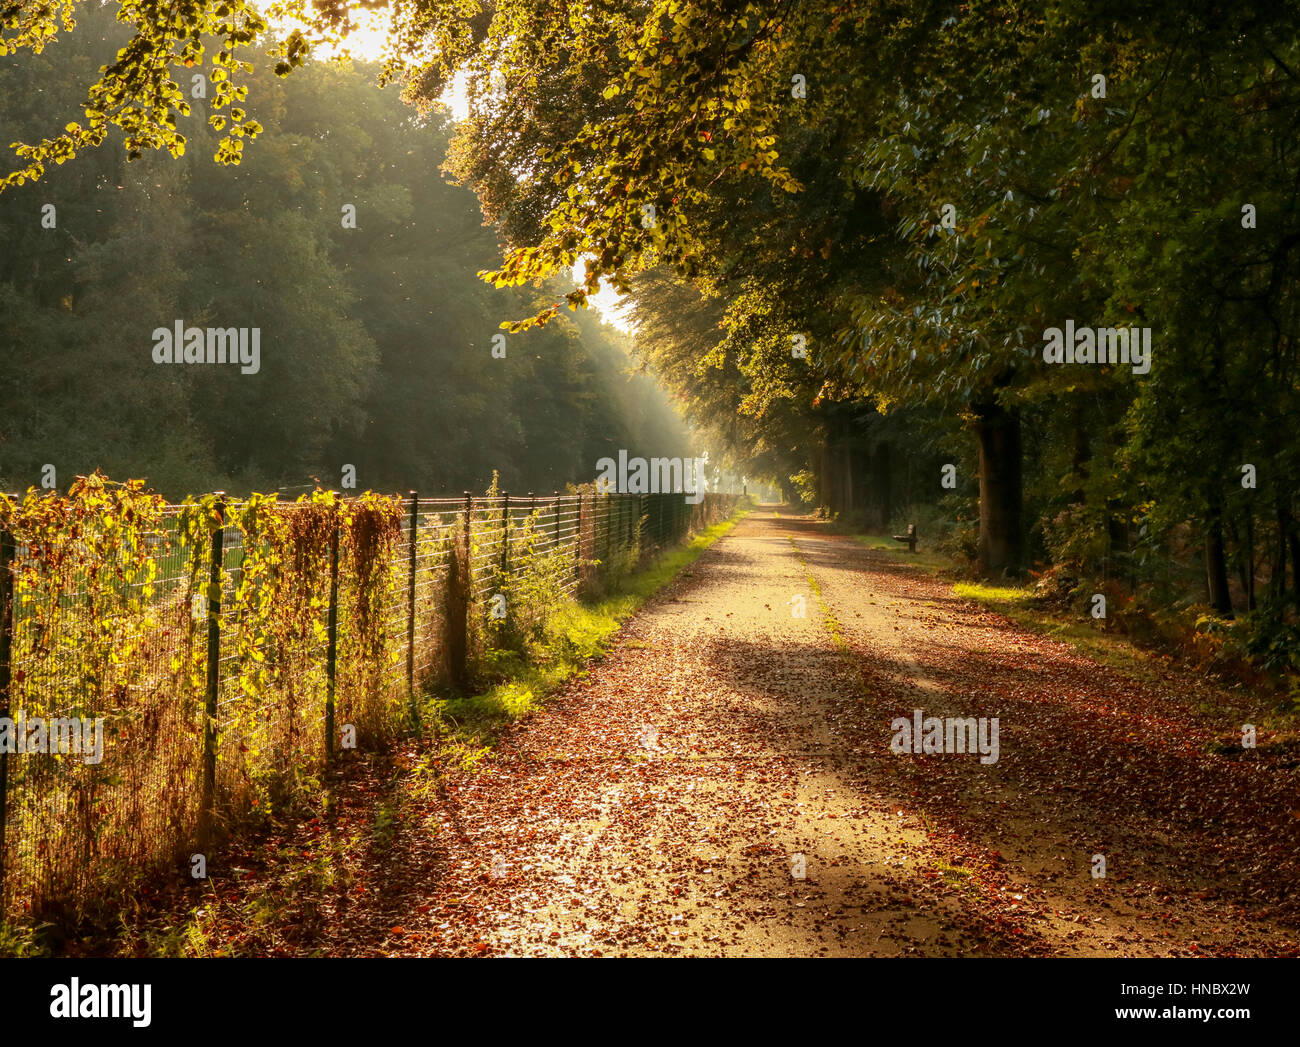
[[325, 512, 340, 764], [0, 510, 16, 911], [603, 492, 611, 572], [619, 495, 627, 564], [200, 493, 225, 840], [406, 491, 419, 727]]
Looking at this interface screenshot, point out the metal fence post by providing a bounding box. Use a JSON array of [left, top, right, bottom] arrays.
[[0, 511, 16, 911], [406, 491, 419, 727], [325, 513, 340, 764], [528, 492, 536, 561], [615, 495, 623, 564], [552, 491, 560, 551], [200, 493, 225, 839], [444, 492, 471, 689], [500, 491, 510, 575], [464, 490, 473, 579], [575, 491, 583, 581]]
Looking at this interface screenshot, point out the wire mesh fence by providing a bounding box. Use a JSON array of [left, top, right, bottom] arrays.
[[0, 476, 740, 923]]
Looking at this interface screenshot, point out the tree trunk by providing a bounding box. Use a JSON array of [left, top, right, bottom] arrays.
[[840, 442, 854, 514], [832, 442, 842, 515], [1289, 518, 1300, 608], [873, 440, 892, 531], [973, 396, 1023, 578], [816, 444, 830, 514], [849, 443, 869, 519], [1204, 508, 1233, 614], [1245, 512, 1256, 611], [1270, 501, 1288, 604], [1109, 509, 1133, 586], [1071, 403, 1090, 491]]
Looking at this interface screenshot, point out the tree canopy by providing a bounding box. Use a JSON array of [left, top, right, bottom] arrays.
[[0, 2, 694, 497], [4, 0, 1300, 647]]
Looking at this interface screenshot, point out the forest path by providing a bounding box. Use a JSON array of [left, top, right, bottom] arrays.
[[355, 509, 1300, 956]]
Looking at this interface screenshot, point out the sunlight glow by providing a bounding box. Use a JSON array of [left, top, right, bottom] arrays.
[[280, 17, 631, 329], [573, 258, 634, 334], [273, 8, 470, 118]]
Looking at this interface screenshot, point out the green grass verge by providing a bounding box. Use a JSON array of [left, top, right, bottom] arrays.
[[851, 532, 951, 572], [858, 532, 1177, 687], [950, 578, 1195, 696], [952, 580, 1297, 734], [434, 510, 750, 759], [854, 531, 1291, 729]]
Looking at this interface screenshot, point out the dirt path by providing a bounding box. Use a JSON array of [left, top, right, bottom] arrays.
[[324, 509, 1300, 957]]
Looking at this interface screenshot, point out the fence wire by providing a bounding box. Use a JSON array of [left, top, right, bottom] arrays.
[[0, 485, 738, 921]]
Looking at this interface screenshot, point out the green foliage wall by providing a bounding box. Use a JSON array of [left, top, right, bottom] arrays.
[[0, 5, 693, 499]]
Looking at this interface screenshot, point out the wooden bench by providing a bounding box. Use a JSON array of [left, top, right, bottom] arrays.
[[892, 523, 918, 553]]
